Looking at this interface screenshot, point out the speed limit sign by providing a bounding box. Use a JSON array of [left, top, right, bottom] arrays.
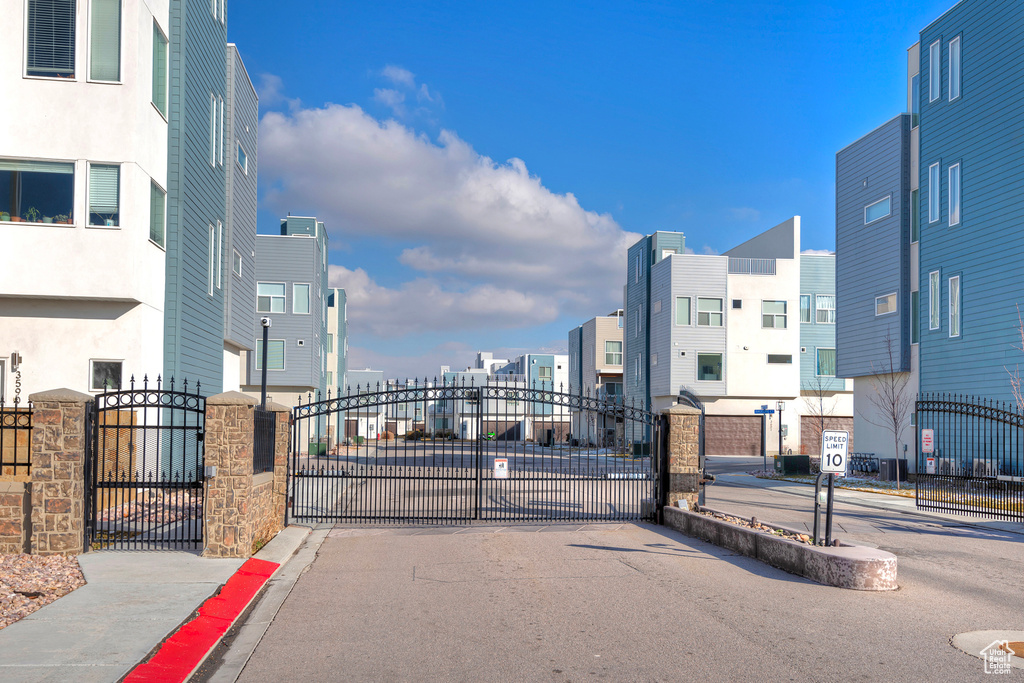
[[820, 430, 849, 475]]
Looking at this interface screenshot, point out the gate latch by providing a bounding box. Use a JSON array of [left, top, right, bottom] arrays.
[[196, 430, 205, 442], [204, 465, 217, 478]]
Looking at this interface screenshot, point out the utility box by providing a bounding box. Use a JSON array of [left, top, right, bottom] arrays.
[[775, 455, 810, 475], [879, 458, 908, 481]]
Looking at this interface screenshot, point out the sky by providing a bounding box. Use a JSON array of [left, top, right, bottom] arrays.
[[229, 0, 957, 381]]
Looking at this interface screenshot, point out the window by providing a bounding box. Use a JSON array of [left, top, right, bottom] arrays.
[[816, 295, 835, 323], [799, 295, 811, 323], [761, 301, 787, 329], [207, 224, 215, 295], [89, 0, 120, 81], [88, 164, 119, 226], [651, 353, 658, 366], [864, 196, 891, 224], [0, 159, 74, 223], [675, 297, 691, 325], [152, 23, 167, 116], [605, 341, 622, 366], [697, 298, 723, 326], [816, 348, 836, 377], [255, 340, 285, 370], [948, 36, 961, 101], [326, 371, 333, 386], [697, 353, 722, 381], [257, 283, 285, 312], [634, 306, 641, 338], [911, 189, 920, 242], [617, 315, 623, 328], [948, 163, 960, 226], [217, 97, 224, 166], [325, 334, 334, 353], [90, 360, 122, 391], [949, 276, 960, 337], [0, 359, 5, 402], [149, 181, 165, 246], [767, 355, 792, 364], [732, 299, 742, 309], [929, 40, 940, 102], [653, 300, 662, 315], [538, 366, 552, 382], [875, 292, 898, 316], [911, 73, 920, 128], [929, 271, 940, 330], [27, 0, 76, 78], [209, 93, 216, 165], [911, 290, 920, 344], [293, 283, 310, 314], [660, 248, 676, 260], [232, 250, 241, 276], [237, 143, 247, 173], [928, 163, 939, 223], [634, 253, 640, 283]]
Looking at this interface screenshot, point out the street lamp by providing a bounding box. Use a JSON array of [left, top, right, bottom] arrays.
[[776, 400, 785, 457], [260, 316, 272, 409]]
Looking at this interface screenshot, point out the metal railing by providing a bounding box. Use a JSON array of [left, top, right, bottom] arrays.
[[253, 407, 276, 474], [0, 398, 32, 476], [728, 257, 776, 275]]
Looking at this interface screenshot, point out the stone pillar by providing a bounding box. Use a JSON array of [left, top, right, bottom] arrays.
[[663, 405, 701, 509], [203, 392, 257, 558], [0, 481, 30, 553], [29, 389, 92, 555], [267, 401, 290, 531]]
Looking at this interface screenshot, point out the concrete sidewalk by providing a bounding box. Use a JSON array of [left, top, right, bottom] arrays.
[[0, 527, 310, 683], [713, 472, 1024, 535]]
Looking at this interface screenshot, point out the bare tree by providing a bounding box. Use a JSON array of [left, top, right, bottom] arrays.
[[863, 329, 912, 487], [802, 373, 840, 454], [1005, 305, 1024, 411]]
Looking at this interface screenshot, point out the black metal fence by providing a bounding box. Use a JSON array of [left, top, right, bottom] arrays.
[[0, 398, 32, 476], [916, 393, 1024, 520], [253, 407, 276, 474], [288, 378, 662, 525], [86, 376, 206, 550]]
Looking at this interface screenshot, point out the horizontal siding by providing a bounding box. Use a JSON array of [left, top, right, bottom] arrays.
[[799, 255, 842, 390], [667, 255, 728, 398]]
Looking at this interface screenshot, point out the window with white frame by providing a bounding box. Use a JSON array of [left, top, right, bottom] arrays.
[[152, 22, 168, 116], [0, 159, 74, 224], [207, 224, 215, 295], [208, 93, 216, 165], [634, 306, 641, 338], [605, 341, 622, 366], [255, 340, 284, 370], [149, 181, 165, 247], [948, 275, 960, 337], [761, 300, 787, 329], [864, 196, 891, 224], [948, 163, 960, 226], [293, 283, 310, 314], [911, 290, 920, 344], [697, 353, 722, 381], [675, 296, 691, 325], [929, 163, 939, 223], [816, 348, 836, 377], [257, 283, 285, 312], [232, 250, 241, 276], [237, 142, 247, 173], [90, 359, 122, 391], [929, 40, 940, 102], [89, 0, 120, 82], [634, 355, 640, 386], [88, 164, 119, 226], [27, 0, 76, 78], [875, 292, 898, 316], [325, 333, 334, 353], [217, 96, 224, 166], [799, 294, 811, 323], [697, 298, 723, 326], [949, 36, 961, 101], [634, 253, 640, 283], [216, 221, 223, 288], [929, 270, 940, 330], [816, 295, 835, 323]]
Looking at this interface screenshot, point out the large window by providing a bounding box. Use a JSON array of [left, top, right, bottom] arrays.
[[88, 163, 119, 226], [948, 163, 961, 226], [0, 159, 74, 224], [152, 23, 168, 116], [949, 36, 961, 101], [816, 348, 836, 377], [150, 181, 165, 246], [911, 290, 920, 344], [697, 353, 723, 382], [293, 283, 310, 314], [949, 276, 960, 338], [816, 295, 835, 324], [761, 300, 787, 329], [675, 296, 691, 325], [799, 295, 811, 323], [27, 0, 76, 78], [257, 282, 285, 313], [928, 163, 940, 223], [90, 360, 122, 391], [929, 271, 940, 330], [697, 298, 723, 326], [89, 0, 120, 81], [864, 196, 891, 224], [605, 341, 622, 366], [255, 340, 285, 370], [929, 40, 940, 102], [875, 292, 898, 316]]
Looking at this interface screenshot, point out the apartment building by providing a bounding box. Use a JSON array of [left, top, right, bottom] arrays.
[[568, 311, 625, 444], [326, 287, 347, 392], [0, 0, 256, 399], [624, 218, 851, 455]]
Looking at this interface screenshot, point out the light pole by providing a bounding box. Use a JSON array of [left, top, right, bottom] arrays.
[[260, 316, 272, 409], [776, 400, 785, 457]]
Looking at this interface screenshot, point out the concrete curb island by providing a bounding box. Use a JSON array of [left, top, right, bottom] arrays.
[[662, 505, 898, 591]]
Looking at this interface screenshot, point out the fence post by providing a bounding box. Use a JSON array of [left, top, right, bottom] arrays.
[[28, 389, 92, 555], [203, 391, 257, 558], [662, 405, 702, 509], [266, 400, 290, 533]]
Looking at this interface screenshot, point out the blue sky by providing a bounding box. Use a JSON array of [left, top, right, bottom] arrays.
[[231, 0, 955, 380]]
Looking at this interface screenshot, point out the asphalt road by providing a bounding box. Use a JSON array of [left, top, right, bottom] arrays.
[[230, 480, 1024, 682]]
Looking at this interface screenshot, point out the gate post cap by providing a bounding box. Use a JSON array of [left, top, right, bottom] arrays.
[[264, 400, 290, 413], [207, 391, 259, 406], [29, 388, 93, 403], [663, 405, 701, 416]]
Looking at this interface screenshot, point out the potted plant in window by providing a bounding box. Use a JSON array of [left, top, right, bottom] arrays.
[[43, 215, 53, 223], [0, 211, 9, 221], [54, 213, 71, 224], [24, 207, 40, 223]]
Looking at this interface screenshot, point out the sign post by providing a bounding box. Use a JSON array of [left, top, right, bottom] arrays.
[[818, 430, 849, 545], [754, 406, 774, 472]]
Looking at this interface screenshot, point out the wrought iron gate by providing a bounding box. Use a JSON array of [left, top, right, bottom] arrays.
[[288, 379, 663, 525], [86, 376, 206, 549]]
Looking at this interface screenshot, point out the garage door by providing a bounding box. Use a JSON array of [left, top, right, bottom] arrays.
[[705, 416, 763, 456]]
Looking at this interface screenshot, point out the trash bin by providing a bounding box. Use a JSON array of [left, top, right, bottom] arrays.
[[879, 458, 908, 481]]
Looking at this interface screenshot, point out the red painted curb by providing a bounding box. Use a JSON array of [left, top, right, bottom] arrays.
[[123, 557, 280, 683]]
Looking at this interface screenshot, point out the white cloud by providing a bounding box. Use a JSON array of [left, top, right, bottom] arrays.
[[700, 245, 719, 255], [381, 65, 416, 88], [256, 73, 301, 110], [261, 102, 638, 338], [801, 248, 834, 255]]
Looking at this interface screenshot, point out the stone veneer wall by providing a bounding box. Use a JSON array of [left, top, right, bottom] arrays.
[[664, 405, 701, 509], [0, 481, 30, 553]]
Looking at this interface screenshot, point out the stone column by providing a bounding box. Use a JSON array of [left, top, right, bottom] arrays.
[[29, 389, 92, 555], [203, 391, 257, 558], [267, 401, 290, 531], [663, 405, 701, 509]]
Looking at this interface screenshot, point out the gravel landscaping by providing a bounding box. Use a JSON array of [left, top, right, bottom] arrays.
[[0, 554, 85, 630]]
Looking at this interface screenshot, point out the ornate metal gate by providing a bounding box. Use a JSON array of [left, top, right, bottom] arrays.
[[86, 376, 206, 549], [288, 379, 663, 525]]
